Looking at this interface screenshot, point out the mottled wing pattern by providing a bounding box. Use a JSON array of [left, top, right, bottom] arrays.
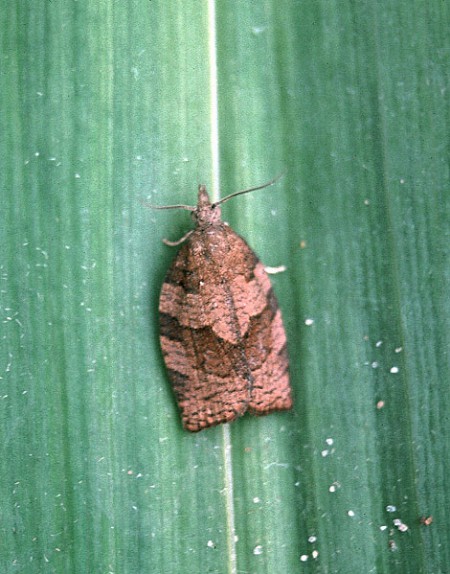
[[159, 222, 291, 431], [245, 262, 291, 415]]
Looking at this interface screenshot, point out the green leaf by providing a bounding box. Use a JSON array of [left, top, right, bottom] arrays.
[[1, 1, 449, 573]]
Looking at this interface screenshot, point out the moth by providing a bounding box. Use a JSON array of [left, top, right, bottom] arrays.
[[154, 178, 292, 432]]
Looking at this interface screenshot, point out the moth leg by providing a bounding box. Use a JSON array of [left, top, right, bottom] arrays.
[[163, 230, 193, 247]]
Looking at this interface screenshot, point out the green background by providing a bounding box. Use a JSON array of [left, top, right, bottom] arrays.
[[1, 1, 449, 573]]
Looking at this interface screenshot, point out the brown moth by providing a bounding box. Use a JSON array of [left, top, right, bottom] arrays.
[[155, 179, 292, 432]]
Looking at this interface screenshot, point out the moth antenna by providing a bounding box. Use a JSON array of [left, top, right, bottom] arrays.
[[213, 171, 286, 206], [146, 203, 196, 211], [140, 198, 196, 211]]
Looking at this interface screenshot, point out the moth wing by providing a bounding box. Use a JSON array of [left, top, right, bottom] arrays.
[[203, 229, 292, 416], [159, 223, 292, 431], [205, 228, 291, 415], [159, 228, 252, 432], [243, 262, 292, 415]]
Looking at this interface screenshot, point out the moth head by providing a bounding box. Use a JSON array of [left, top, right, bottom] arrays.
[[193, 184, 222, 227]]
